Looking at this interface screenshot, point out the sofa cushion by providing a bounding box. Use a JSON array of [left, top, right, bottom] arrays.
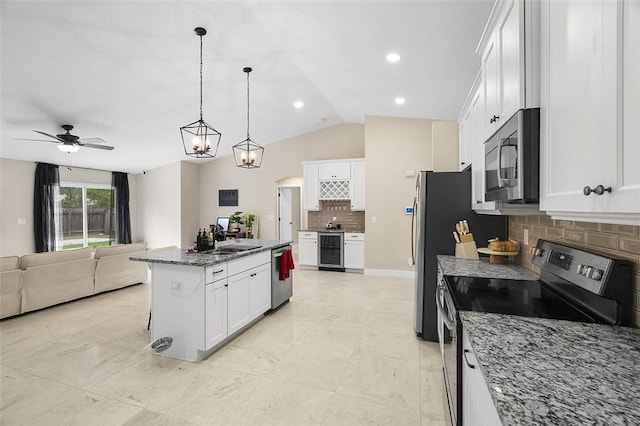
[[1, 269, 23, 318], [20, 247, 92, 269], [1, 256, 20, 272], [94, 242, 148, 259], [21, 258, 96, 313]]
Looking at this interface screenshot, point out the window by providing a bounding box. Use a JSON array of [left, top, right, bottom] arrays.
[[58, 183, 114, 251]]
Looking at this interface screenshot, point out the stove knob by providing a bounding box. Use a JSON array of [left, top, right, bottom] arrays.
[[591, 269, 603, 281], [584, 266, 593, 277], [577, 264, 585, 275]]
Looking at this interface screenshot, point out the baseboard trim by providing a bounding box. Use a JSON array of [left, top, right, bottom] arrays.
[[364, 268, 415, 279]]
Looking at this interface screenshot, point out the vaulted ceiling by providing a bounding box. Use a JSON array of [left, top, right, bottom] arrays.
[[1, 0, 493, 174]]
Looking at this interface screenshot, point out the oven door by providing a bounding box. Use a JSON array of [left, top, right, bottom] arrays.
[[436, 277, 458, 426]]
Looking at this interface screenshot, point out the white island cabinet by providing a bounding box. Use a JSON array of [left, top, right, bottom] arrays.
[[145, 247, 273, 362], [227, 252, 271, 335]]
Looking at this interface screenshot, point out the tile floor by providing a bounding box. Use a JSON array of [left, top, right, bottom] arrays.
[[1, 268, 446, 425]]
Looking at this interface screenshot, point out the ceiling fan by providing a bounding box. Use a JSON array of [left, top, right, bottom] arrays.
[[15, 124, 115, 153]]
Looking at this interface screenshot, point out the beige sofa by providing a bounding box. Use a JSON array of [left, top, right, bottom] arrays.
[[1, 242, 153, 319], [1, 256, 23, 318], [21, 247, 97, 314], [94, 243, 148, 293]]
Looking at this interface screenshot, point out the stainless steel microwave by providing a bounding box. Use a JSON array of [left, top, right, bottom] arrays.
[[484, 108, 540, 203]]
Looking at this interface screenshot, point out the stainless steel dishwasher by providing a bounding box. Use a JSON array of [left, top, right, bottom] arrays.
[[271, 244, 293, 310]]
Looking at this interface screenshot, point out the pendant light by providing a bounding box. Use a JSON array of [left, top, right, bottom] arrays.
[[232, 67, 264, 169], [180, 27, 221, 158]]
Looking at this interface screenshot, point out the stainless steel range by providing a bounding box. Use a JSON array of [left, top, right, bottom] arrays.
[[437, 239, 632, 426]]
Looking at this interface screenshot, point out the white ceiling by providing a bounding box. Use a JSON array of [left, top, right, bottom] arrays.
[[0, 0, 493, 174]]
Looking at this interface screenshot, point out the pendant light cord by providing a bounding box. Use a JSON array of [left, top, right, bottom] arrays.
[[246, 70, 251, 141], [199, 34, 203, 121]]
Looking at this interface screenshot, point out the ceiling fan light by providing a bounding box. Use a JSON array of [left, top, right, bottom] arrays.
[[58, 144, 79, 153]]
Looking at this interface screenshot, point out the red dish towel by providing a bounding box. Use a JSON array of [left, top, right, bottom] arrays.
[[280, 249, 295, 281]]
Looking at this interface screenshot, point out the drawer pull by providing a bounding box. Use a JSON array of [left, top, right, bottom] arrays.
[[583, 185, 612, 196], [213, 269, 224, 274]]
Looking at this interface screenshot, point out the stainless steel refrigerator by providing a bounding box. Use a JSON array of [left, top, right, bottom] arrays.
[[411, 170, 506, 341]]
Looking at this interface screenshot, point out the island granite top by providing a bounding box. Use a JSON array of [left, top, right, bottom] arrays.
[[130, 239, 291, 266], [437, 255, 538, 281], [460, 311, 640, 426]]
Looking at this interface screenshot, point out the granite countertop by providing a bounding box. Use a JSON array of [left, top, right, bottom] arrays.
[[437, 255, 538, 281], [460, 311, 640, 426], [130, 239, 291, 266]]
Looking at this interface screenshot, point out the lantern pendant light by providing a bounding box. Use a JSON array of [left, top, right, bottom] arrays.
[[180, 27, 222, 158], [232, 67, 264, 169]]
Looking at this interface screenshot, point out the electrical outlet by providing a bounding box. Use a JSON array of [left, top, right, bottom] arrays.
[[332, 216, 337, 221], [408, 257, 413, 266], [371, 216, 377, 223], [523, 229, 529, 245]]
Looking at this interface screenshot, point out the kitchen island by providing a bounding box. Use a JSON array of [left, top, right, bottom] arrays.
[[461, 311, 640, 425], [131, 239, 292, 362]]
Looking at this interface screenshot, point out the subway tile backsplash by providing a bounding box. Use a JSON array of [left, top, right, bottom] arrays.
[[509, 216, 640, 328], [307, 200, 365, 232]]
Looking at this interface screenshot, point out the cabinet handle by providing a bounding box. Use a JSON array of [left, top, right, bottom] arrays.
[[461, 162, 465, 165], [476, 200, 482, 204], [214, 269, 224, 274], [463, 349, 476, 369], [250, 273, 257, 277], [489, 114, 500, 124], [583, 185, 612, 196], [224, 284, 228, 287]]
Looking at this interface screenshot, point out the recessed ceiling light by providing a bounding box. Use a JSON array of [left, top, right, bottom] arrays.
[[395, 97, 405, 105], [386, 53, 400, 63], [294, 101, 304, 109]]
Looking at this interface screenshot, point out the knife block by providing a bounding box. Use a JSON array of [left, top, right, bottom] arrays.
[[455, 240, 479, 259]]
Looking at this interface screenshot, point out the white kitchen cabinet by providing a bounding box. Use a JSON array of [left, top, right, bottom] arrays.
[[479, 0, 539, 139], [319, 162, 350, 180], [227, 252, 271, 332], [227, 269, 251, 335], [462, 329, 502, 426], [458, 89, 474, 171], [248, 263, 271, 320], [344, 233, 365, 270], [303, 162, 320, 211], [298, 231, 318, 266], [459, 72, 500, 213], [349, 161, 366, 210], [205, 281, 227, 350], [540, 0, 640, 224]]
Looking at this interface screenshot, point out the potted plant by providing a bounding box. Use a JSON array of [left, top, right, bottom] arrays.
[[229, 211, 245, 233]]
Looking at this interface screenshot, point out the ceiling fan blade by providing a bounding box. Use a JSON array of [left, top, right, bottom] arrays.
[[14, 138, 61, 144], [33, 130, 64, 142], [80, 143, 115, 150], [78, 137, 106, 144]]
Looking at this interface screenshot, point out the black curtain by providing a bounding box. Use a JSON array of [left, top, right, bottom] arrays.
[[111, 172, 132, 244], [34, 162, 60, 252]]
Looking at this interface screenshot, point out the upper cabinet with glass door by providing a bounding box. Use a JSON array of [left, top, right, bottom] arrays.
[[539, 0, 640, 225]]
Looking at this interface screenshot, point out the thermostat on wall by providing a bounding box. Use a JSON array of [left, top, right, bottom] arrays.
[[405, 206, 414, 215]]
